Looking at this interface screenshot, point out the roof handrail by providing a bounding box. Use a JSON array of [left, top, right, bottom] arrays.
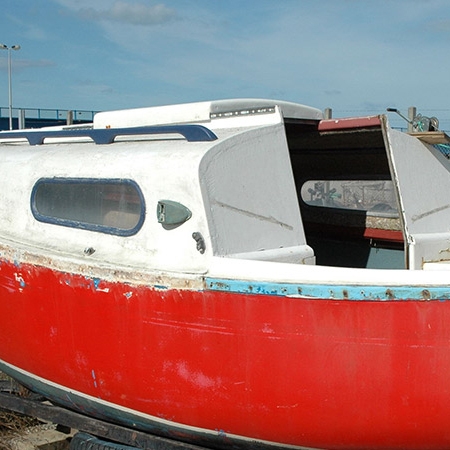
[[0, 124, 218, 145]]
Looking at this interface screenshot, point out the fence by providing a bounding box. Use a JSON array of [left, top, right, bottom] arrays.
[[0, 107, 97, 130]]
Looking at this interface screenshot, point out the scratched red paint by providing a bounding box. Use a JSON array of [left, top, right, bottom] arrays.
[[1, 259, 450, 449]]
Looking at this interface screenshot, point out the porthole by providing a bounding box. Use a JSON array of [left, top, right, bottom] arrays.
[[31, 178, 145, 236]]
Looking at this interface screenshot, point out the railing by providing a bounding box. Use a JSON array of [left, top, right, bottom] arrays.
[[0, 107, 97, 122], [0, 125, 218, 145]]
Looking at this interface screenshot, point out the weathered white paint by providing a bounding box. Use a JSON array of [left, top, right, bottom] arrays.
[[0, 138, 211, 274], [0, 101, 318, 276], [2, 98, 450, 291]]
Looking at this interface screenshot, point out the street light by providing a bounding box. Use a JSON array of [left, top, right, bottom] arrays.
[[0, 44, 21, 130]]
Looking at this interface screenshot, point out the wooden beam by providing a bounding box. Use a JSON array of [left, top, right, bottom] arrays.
[[410, 131, 450, 145], [0, 392, 207, 450]]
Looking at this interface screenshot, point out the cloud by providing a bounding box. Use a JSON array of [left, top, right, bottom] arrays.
[[2, 12, 52, 42], [78, 1, 177, 26]]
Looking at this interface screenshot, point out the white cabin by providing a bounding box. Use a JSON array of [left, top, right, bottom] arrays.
[[1, 98, 450, 281], [0, 100, 321, 277]]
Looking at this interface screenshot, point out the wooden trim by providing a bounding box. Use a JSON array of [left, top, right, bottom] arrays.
[[410, 132, 450, 145], [318, 116, 381, 132]]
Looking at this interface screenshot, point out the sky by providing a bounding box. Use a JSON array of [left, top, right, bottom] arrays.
[[1, 0, 450, 129]]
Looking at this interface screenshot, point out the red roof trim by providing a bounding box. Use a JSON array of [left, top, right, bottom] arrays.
[[318, 116, 382, 132]]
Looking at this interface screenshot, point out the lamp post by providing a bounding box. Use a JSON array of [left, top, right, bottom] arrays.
[[0, 44, 21, 130]]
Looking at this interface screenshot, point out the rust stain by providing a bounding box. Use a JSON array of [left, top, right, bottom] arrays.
[[209, 281, 229, 291]]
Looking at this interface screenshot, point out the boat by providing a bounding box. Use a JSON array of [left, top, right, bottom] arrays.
[[0, 98, 450, 450]]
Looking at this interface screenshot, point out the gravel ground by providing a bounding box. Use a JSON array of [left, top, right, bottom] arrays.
[[0, 372, 43, 450], [1, 422, 73, 450]]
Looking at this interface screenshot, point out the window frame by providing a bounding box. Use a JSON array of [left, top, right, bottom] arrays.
[[31, 177, 146, 236]]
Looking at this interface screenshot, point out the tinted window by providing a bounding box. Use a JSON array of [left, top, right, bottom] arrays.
[[31, 178, 145, 236]]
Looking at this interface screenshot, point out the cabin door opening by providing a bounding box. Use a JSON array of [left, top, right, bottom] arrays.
[[285, 120, 405, 269]]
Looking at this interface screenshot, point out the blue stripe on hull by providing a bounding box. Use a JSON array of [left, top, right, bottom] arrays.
[[206, 278, 450, 301]]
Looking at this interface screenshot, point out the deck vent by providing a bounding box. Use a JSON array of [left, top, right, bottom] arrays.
[[157, 200, 192, 229]]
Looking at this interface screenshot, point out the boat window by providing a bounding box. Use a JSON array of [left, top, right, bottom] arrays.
[[31, 178, 145, 236], [301, 180, 398, 217]]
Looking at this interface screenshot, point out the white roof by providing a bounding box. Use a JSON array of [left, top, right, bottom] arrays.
[[93, 98, 323, 129]]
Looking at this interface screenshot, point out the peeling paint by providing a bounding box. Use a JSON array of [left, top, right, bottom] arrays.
[[216, 429, 227, 438], [261, 323, 275, 334], [97, 286, 110, 293], [92, 278, 101, 290], [0, 242, 204, 291], [208, 281, 229, 291], [14, 273, 26, 290], [176, 361, 218, 389], [206, 277, 450, 301], [91, 370, 98, 389], [153, 284, 168, 290], [84, 277, 110, 293]]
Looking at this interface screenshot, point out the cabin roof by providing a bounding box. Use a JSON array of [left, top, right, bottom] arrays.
[[93, 98, 323, 129], [0, 99, 323, 147]]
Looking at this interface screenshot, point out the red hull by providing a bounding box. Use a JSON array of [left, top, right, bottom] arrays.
[[1, 259, 450, 449]]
